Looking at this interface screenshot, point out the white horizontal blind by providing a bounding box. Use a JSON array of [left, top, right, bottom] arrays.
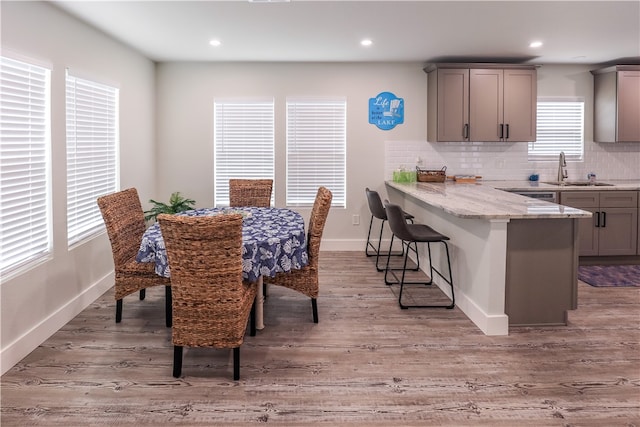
[[0, 56, 51, 275], [213, 98, 275, 206], [529, 99, 584, 161], [66, 71, 119, 246], [286, 98, 346, 207]]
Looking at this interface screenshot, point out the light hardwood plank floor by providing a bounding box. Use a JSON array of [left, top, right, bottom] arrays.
[[1, 251, 639, 426]]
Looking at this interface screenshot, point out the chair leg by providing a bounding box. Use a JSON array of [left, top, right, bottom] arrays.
[[399, 240, 420, 272], [386, 217, 416, 262], [398, 217, 418, 269], [374, 221, 386, 271], [263, 281, 268, 299], [233, 347, 240, 381], [250, 300, 256, 336], [365, 216, 376, 257], [383, 236, 420, 283], [173, 346, 183, 378], [368, 216, 412, 272], [397, 241, 455, 310], [139, 289, 146, 300], [440, 242, 455, 309], [165, 286, 172, 328], [311, 298, 318, 323], [115, 299, 123, 323], [384, 234, 397, 285]]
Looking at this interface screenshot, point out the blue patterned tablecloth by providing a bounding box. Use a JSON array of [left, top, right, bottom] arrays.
[[136, 207, 308, 283]]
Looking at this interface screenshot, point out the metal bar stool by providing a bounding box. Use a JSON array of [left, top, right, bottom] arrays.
[[383, 202, 455, 309], [365, 188, 418, 272]]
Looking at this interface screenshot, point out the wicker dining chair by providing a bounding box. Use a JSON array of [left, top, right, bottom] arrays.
[[157, 213, 257, 380], [228, 178, 273, 298], [97, 188, 172, 326], [228, 179, 273, 207], [264, 186, 332, 323]]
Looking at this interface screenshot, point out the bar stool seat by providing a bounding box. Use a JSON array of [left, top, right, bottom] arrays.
[[365, 188, 417, 272], [383, 202, 455, 309]]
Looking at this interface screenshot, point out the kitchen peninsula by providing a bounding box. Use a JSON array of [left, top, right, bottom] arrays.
[[386, 180, 593, 336]]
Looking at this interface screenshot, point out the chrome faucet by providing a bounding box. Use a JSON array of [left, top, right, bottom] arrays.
[[557, 151, 568, 183]]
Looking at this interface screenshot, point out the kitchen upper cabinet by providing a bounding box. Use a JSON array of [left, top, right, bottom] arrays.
[[503, 69, 538, 142], [430, 68, 469, 142], [560, 191, 638, 256], [469, 68, 537, 142], [469, 68, 503, 141], [426, 64, 537, 142], [591, 65, 640, 143]]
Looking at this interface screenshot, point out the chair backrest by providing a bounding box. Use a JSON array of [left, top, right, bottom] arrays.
[[365, 187, 387, 220], [97, 188, 146, 269], [158, 213, 247, 347], [229, 179, 273, 207], [384, 202, 413, 242], [307, 187, 333, 264]]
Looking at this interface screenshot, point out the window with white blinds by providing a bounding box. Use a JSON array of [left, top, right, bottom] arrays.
[[286, 98, 346, 207], [529, 98, 584, 161], [66, 71, 119, 246], [213, 98, 275, 206], [0, 56, 51, 276]]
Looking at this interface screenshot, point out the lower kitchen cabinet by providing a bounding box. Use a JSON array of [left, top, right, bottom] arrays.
[[560, 191, 638, 256]]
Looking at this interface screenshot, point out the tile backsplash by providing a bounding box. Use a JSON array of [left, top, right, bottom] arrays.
[[385, 140, 640, 181]]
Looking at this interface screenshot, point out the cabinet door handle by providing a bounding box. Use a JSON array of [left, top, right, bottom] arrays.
[[505, 124, 510, 139], [595, 211, 600, 228], [499, 124, 504, 139], [601, 211, 606, 228], [463, 123, 469, 139]]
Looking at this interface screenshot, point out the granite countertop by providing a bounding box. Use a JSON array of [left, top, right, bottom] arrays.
[[386, 180, 594, 220]]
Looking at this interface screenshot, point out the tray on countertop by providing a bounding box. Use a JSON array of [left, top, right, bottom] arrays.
[[447, 175, 482, 183]]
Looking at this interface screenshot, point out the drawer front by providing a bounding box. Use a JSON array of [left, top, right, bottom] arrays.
[[560, 191, 598, 208], [599, 191, 638, 208]]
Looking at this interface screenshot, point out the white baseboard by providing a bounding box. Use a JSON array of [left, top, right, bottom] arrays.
[[454, 291, 509, 336], [0, 273, 114, 376]]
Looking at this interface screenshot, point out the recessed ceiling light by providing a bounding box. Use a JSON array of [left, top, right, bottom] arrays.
[[361, 39, 373, 47], [529, 41, 543, 48], [209, 39, 221, 47]]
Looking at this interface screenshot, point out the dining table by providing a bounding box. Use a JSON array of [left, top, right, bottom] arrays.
[[136, 206, 308, 329]]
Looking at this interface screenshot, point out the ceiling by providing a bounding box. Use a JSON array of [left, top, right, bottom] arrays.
[[51, 0, 640, 65]]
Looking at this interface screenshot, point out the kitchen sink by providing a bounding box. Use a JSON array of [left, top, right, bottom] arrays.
[[542, 181, 614, 187]]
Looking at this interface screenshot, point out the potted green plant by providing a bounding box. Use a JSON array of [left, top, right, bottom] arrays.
[[144, 192, 196, 222]]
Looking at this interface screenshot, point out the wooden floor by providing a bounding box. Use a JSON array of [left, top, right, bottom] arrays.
[[2, 251, 639, 426]]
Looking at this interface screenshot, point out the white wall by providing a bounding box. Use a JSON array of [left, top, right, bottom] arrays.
[[157, 62, 640, 256], [386, 65, 640, 182], [154, 62, 430, 250], [0, 1, 156, 374]]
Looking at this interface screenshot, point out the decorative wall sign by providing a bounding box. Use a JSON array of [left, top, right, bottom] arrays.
[[369, 92, 404, 130]]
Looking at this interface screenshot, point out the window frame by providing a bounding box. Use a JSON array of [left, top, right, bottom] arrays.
[[286, 97, 346, 208], [0, 56, 52, 278], [66, 70, 119, 247], [213, 97, 275, 207], [529, 97, 585, 162]]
